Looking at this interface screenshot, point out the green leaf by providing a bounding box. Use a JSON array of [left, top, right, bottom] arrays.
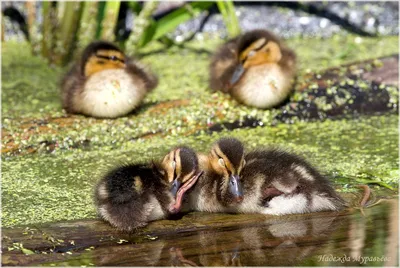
[[216, 1, 240, 37], [142, 1, 214, 46], [138, 19, 158, 48], [95, 2, 106, 39], [128, 2, 143, 15], [101, 1, 121, 41], [21, 248, 35, 255]]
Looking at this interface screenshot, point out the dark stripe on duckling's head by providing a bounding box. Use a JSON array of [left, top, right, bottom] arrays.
[[161, 146, 202, 213], [178, 147, 199, 178], [159, 146, 200, 189], [216, 137, 244, 169], [236, 29, 280, 56], [80, 41, 122, 70], [210, 138, 245, 204]]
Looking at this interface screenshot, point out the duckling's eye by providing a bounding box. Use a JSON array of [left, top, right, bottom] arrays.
[[110, 55, 117, 61], [171, 161, 176, 169], [248, 50, 256, 57], [218, 158, 225, 167]]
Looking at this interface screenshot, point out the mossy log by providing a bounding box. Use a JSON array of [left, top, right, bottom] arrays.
[[275, 54, 398, 123], [2, 197, 398, 266]]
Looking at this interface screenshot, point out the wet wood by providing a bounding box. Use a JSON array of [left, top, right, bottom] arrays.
[[5, 188, 371, 252], [275, 54, 398, 123], [2, 199, 398, 266], [361, 55, 398, 86], [0, 191, 379, 251], [0, 210, 348, 265]]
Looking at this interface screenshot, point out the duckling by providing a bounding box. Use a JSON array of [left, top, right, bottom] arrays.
[[183, 137, 246, 213], [61, 41, 158, 118], [209, 29, 296, 109], [94, 147, 202, 231], [191, 137, 344, 215], [236, 147, 346, 215]]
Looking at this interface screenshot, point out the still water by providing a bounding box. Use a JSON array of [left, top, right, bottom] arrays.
[[19, 199, 396, 267]]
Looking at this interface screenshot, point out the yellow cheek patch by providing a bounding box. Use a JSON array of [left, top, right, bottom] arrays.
[[261, 41, 282, 62], [241, 40, 282, 69], [181, 170, 195, 184], [162, 151, 175, 183], [240, 38, 267, 62], [84, 50, 126, 77], [214, 147, 234, 176], [175, 149, 182, 181]]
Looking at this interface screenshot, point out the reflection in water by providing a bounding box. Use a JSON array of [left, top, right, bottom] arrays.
[[349, 210, 367, 261], [47, 200, 398, 266]]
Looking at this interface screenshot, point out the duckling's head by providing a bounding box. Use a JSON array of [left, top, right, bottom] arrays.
[[209, 137, 246, 203], [230, 30, 282, 85], [80, 41, 126, 77], [157, 147, 202, 213]]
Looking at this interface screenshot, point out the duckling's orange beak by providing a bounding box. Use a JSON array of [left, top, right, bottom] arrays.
[[169, 171, 203, 214], [229, 64, 245, 86]]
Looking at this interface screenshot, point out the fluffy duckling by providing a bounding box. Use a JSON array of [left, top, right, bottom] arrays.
[[61, 41, 158, 118], [236, 147, 346, 215], [183, 137, 246, 213], [209, 29, 296, 109], [190, 137, 344, 215], [94, 147, 202, 231]]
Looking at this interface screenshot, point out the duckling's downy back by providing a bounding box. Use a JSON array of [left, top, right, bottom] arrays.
[[238, 148, 346, 215], [94, 163, 173, 231]]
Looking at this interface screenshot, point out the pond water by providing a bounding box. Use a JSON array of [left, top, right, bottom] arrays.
[[3, 199, 397, 266], [76, 201, 399, 267]]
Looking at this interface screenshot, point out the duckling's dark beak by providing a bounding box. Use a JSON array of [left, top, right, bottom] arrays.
[[229, 175, 243, 202], [230, 64, 245, 86], [169, 171, 203, 214], [170, 179, 182, 198]]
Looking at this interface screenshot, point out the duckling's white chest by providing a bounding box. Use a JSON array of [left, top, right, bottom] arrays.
[[80, 69, 146, 118], [144, 193, 174, 221], [233, 64, 294, 109], [184, 181, 226, 213]]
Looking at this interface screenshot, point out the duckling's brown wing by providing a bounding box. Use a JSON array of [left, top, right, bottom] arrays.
[[60, 63, 85, 113], [209, 38, 239, 93], [101, 164, 154, 204], [279, 45, 297, 76], [125, 58, 158, 92]]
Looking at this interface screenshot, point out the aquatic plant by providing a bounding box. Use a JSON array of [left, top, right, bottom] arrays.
[[21, 1, 240, 65]]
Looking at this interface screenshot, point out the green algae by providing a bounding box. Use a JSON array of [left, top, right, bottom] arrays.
[[1, 34, 399, 227], [2, 34, 398, 119], [2, 115, 398, 227]]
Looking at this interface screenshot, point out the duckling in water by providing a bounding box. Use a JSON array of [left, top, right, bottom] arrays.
[[237, 146, 346, 215], [183, 137, 246, 213], [94, 147, 201, 231], [61, 41, 158, 118], [209, 30, 296, 109]]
